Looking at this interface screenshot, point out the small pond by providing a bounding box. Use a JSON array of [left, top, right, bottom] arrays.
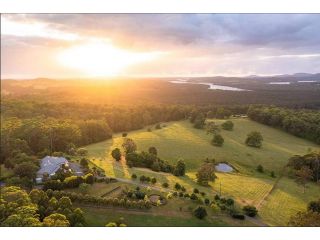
[[215, 163, 234, 173]]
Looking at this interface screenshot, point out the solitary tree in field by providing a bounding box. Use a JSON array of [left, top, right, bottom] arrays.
[[211, 134, 224, 147], [196, 161, 217, 186], [111, 148, 121, 161], [295, 166, 313, 193], [245, 131, 263, 148], [221, 120, 234, 131], [256, 164, 264, 173], [122, 138, 137, 154]]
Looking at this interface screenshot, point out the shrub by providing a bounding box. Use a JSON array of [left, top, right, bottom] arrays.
[[193, 188, 199, 194], [200, 192, 206, 196], [155, 124, 161, 129], [214, 194, 220, 201], [175, 183, 181, 190], [232, 213, 245, 220], [178, 192, 184, 197], [77, 148, 88, 156], [122, 133, 128, 137], [140, 175, 146, 182], [131, 174, 137, 179], [162, 182, 169, 188], [257, 165, 264, 173], [204, 198, 210, 205], [270, 171, 276, 178], [111, 148, 121, 161], [193, 206, 207, 219], [80, 158, 89, 168], [190, 193, 198, 200], [243, 205, 258, 217], [226, 198, 235, 206], [151, 177, 157, 184], [181, 186, 186, 192]]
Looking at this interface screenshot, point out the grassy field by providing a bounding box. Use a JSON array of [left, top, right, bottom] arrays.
[[81, 206, 228, 227], [259, 177, 320, 226], [84, 118, 319, 226], [86, 119, 318, 174]]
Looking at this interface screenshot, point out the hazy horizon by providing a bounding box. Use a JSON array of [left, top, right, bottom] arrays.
[[2, 14, 320, 79]]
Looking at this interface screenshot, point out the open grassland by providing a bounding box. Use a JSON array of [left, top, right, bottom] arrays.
[[259, 177, 320, 226], [84, 118, 319, 226], [81, 206, 228, 227], [86, 119, 318, 174]]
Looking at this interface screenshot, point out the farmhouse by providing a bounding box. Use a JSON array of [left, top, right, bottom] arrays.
[[36, 156, 85, 184]]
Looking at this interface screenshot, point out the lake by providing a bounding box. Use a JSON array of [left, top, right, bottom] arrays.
[[169, 79, 249, 91]]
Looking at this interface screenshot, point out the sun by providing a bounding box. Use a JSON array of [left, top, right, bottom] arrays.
[[57, 40, 162, 76]]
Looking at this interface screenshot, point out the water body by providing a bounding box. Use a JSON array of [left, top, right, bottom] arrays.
[[298, 80, 317, 83], [169, 79, 249, 91], [215, 163, 234, 173], [269, 82, 291, 85]]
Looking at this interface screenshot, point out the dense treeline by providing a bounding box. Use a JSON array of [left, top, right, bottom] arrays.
[[248, 106, 320, 144], [1, 100, 249, 165], [0, 117, 112, 164], [2, 78, 320, 107], [0, 186, 86, 227]]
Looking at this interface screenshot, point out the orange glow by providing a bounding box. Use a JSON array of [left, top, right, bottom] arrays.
[[56, 40, 163, 76]]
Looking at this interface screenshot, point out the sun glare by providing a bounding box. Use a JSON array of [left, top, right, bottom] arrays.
[[57, 40, 162, 76]]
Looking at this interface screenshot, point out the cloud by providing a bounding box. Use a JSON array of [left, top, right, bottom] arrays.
[[1, 14, 320, 78]]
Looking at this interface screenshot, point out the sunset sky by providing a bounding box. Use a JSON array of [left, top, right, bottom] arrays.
[[1, 14, 320, 78]]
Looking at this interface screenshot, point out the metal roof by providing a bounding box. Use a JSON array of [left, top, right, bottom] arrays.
[[37, 156, 68, 176]]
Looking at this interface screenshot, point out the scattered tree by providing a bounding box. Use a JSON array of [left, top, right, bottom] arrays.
[[256, 164, 264, 173], [221, 120, 234, 131], [162, 182, 169, 188], [196, 161, 217, 186], [148, 147, 158, 156], [245, 131, 263, 148], [173, 159, 186, 176], [111, 148, 121, 161], [211, 134, 224, 147], [122, 138, 137, 154], [193, 206, 207, 219], [243, 205, 258, 217]]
